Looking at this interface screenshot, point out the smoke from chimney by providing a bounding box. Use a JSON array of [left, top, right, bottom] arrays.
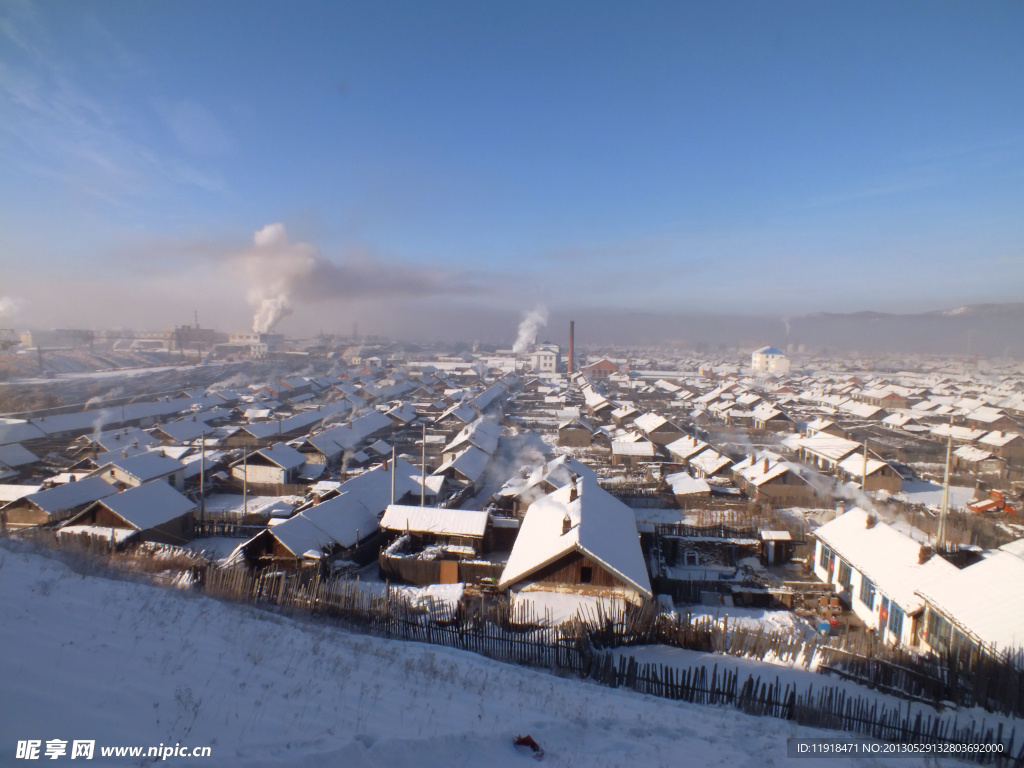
[[236, 222, 463, 333], [512, 305, 549, 354], [568, 320, 575, 374], [253, 294, 292, 333]]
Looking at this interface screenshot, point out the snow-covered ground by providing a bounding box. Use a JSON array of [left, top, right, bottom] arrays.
[[674, 605, 806, 635], [0, 544, 975, 767], [896, 480, 975, 511]]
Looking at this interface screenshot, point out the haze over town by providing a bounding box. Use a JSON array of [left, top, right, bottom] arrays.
[[2, 3, 1024, 767]]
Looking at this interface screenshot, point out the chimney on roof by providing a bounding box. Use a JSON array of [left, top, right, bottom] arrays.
[[865, 512, 878, 528], [763, 458, 769, 473], [568, 320, 575, 375], [562, 514, 572, 534], [918, 545, 933, 564], [835, 499, 845, 517]]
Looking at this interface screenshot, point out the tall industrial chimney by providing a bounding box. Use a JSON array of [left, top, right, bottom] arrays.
[[568, 320, 575, 375]]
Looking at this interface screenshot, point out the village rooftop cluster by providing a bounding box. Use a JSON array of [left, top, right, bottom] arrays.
[[2, 324, 1024, 698]]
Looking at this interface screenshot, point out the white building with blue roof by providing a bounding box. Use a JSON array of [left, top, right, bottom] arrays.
[[751, 346, 790, 375]]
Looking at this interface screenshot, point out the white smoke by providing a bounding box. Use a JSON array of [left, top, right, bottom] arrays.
[[253, 295, 292, 333], [0, 296, 22, 318], [512, 305, 549, 354], [235, 222, 463, 334]]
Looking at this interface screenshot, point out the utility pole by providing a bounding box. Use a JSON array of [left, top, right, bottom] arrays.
[[938, 431, 953, 549], [862, 440, 869, 495], [390, 445, 397, 505], [199, 433, 206, 525], [243, 445, 249, 517], [421, 422, 426, 507]]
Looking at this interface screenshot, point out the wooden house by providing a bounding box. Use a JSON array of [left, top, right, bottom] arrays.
[[632, 413, 685, 446], [498, 477, 652, 603], [0, 477, 117, 530], [231, 443, 308, 486], [90, 452, 186, 491], [733, 456, 816, 503], [234, 459, 421, 569], [557, 417, 593, 448], [60, 481, 196, 546]]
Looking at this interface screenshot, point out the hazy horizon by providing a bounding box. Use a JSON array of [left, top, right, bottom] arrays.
[[2, 2, 1022, 343]]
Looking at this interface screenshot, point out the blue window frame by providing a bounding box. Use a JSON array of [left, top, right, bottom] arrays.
[[859, 577, 876, 610], [819, 544, 831, 568], [888, 605, 904, 640]]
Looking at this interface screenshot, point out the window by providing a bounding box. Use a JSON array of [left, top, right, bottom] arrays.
[[837, 561, 852, 589], [819, 544, 832, 568], [580, 567, 593, 584], [859, 578, 876, 610], [926, 608, 952, 653], [888, 605, 904, 641], [684, 551, 699, 567]]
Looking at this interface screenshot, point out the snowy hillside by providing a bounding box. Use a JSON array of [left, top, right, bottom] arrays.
[[0, 544, 968, 767]]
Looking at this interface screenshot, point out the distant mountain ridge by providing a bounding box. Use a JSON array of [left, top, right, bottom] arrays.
[[790, 303, 1023, 356], [805, 303, 1024, 321]]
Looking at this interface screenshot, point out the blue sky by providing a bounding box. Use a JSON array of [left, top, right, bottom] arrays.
[[1, 1, 1022, 337]]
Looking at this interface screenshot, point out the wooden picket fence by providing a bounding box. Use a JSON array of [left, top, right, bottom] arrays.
[[592, 654, 1024, 764]]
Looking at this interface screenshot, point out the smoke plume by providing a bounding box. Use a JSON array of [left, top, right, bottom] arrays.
[[253, 295, 292, 333], [0, 296, 23, 319], [236, 222, 465, 333], [512, 305, 549, 354]]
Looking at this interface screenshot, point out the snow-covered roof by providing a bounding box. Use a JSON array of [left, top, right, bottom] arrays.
[[0, 420, 47, 446], [260, 513, 337, 557], [318, 410, 393, 451], [0, 443, 40, 468], [634, 413, 676, 434], [498, 455, 597, 500], [736, 457, 795, 487], [797, 434, 861, 462], [95, 452, 185, 482], [7, 477, 118, 515], [814, 508, 957, 615], [91, 482, 196, 530], [380, 505, 489, 538], [499, 477, 652, 598], [930, 423, 987, 442], [753, 346, 784, 356], [251, 459, 423, 555], [0, 484, 43, 503], [435, 445, 490, 484], [664, 436, 708, 461], [917, 551, 1024, 654], [611, 440, 656, 457], [665, 472, 711, 496], [445, 418, 501, 457], [252, 443, 307, 471], [979, 431, 1023, 449], [689, 450, 731, 476], [89, 427, 161, 452], [385, 402, 419, 424], [837, 454, 893, 478], [154, 418, 216, 443], [953, 445, 997, 463]]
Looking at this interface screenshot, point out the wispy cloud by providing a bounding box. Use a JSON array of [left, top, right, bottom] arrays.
[[0, 2, 227, 200]]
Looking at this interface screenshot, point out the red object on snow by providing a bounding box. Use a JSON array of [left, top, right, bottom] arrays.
[[515, 735, 545, 760]]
